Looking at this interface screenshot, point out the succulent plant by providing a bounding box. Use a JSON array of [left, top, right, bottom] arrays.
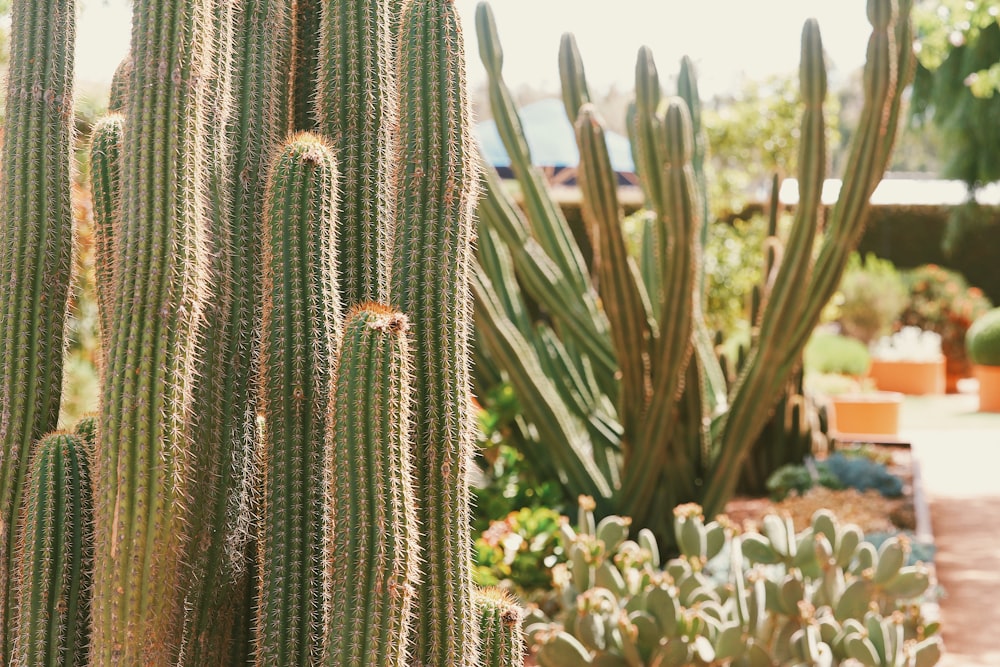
[[966, 307, 1000, 366], [526, 503, 941, 667]]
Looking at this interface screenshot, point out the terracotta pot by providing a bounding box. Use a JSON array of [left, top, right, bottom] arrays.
[[829, 392, 903, 438], [974, 365, 1000, 412], [868, 358, 945, 395]]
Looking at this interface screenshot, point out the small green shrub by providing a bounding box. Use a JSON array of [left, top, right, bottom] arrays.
[[833, 252, 908, 344], [966, 307, 1000, 366], [473, 506, 566, 593], [804, 331, 871, 376], [702, 216, 768, 339], [766, 452, 903, 501]]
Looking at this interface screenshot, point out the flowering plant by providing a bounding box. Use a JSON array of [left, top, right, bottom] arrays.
[[897, 264, 993, 374], [871, 326, 943, 362]]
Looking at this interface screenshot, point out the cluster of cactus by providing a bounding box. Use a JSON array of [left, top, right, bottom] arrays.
[[472, 0, 915, 550], [526, 501, 942, 667], [0, 0, 525, 666]]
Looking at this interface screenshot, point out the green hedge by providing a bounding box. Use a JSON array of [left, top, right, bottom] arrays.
[[857, 204, 1000, 303]]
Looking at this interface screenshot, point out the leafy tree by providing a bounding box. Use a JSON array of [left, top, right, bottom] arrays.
[[911, 0, 1000, 187], [703, 74, 840, 218]]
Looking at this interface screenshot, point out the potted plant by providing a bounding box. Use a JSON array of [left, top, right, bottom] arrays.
[[966, 307, 1000, 412], [868, 326, 945, 395], [804, 332, 903, 439], [833, 252, 908, 345], [897, 264, 993, 392]]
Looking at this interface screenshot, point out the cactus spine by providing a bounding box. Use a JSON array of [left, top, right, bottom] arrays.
[[91, 0, 219, 661], [476, 588, 525, 667], [322, 305, 418, 667], [316, 0, 398, 306], [12, 432, 92, 667], [89, 115, 125, 368], [0, 0, 75, 659], [256, 133, 340, 666], [390, 1, 479, 662]]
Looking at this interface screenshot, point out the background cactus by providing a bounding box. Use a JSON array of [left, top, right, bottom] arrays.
[[12, 432, 92, 667], [256, 133, 340, 666], [0, 0, 75, 658], [88, 115, 124, 365], [323, 305, 419, 667], [471, 0, 914, 552]]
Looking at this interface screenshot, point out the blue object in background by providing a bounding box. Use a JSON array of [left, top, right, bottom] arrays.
[[475, 98, 636, 184]]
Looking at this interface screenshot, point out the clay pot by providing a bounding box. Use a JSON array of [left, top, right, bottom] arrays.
[[973, 365, 1000, 412], [829, 392, 903, 438], [868, 357, 945, 395]]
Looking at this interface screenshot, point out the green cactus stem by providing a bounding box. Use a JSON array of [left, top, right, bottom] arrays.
[[322, 304, 419, 666], [12, 432, 92, 667], [476, 588, 525, 667], [292, 0, 320, 131], [180, 3, 292, 664], [108, 56, 132, 114], [89, 114, 124, 367], [256, 132, 340, 667], [390, 0, 479, 663], [316, 0, 398, 305], [0, 0, 75, 659], [90, 0, 220, 661]]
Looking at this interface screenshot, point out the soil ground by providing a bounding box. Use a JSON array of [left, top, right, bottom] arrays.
[[901, 392, 1000, 666]]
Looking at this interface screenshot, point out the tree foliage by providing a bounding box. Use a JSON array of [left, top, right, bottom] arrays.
[[911, 0, 1000, 187]]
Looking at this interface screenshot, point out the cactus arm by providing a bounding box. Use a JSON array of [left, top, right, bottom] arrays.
[[390, 2, 481, 661], [473, 270, 613, 506], [256, 133, 340, 667], [316, 0, 397, 306], [89, 115, 125, 368], [558, 33, 592, 125], [476, 587, 525, 667], [476, 222, 533, 337], [632, 46, 666, 216], [322, 305, 419, 667], [108, 55, 132, 114], [12, 432, 92, 667], [474, 2, 591, 297], [575, 104, 653, 444], [480, 167, 618, 391], [0, 0, 75, 658]]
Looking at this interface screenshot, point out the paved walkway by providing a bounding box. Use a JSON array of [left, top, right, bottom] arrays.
[[901, 393, 1000, 666]]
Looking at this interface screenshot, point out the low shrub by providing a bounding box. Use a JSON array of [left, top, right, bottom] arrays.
[[804, 331, 871, 376]]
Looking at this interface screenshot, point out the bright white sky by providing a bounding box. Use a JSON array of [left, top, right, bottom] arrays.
[[76, 1, 873, 96]]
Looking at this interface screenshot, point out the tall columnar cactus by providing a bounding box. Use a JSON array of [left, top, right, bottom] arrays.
[[0, 0, 75, 659], [316, 0, 398, 306], [180, 3, 293, 663], [322, 305, 418, 667], [390, 0, 479, 663], [11, 432, 92, 667], [472, 0, 913, 549], [256, 133, 340, 666], [89, 115, 125, 367], [91, 0, 219, 661], [476, 588, 525, 667]]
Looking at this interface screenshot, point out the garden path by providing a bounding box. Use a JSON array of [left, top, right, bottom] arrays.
[[902, 393, 1000, 667]]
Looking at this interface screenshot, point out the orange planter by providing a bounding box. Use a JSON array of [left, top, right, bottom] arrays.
[[829, 392, 903, 439], [868, 358, 945, 395], [974, 365, 1000, 412]]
